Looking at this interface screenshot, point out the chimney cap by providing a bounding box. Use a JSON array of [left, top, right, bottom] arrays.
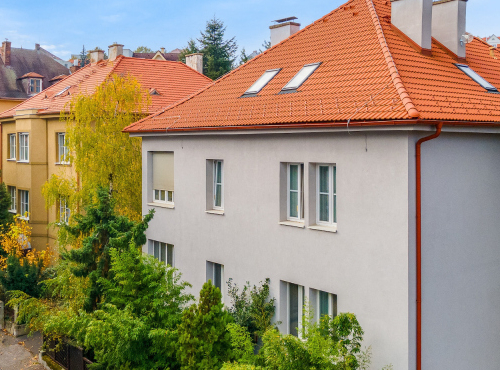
[[108, 42, 124, 47], [273, 16, 298, 23]]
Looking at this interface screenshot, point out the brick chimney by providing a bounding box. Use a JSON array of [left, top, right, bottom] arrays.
[[108, 43, 124, 61], [391, 0, 433, 51], [70, 65, 81, 74], [90, 49, 105, 64], [161, 47, 165, 53], [35, 43, 41, 50], [432, 0, 467, 59], [186, 53, 203, 74], [1, 41, 11, 66], [270, 17, 300, 47]]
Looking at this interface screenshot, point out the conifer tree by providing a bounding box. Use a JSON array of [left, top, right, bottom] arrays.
[[0, 183, 13, 233], [179, 39, 200, 64]]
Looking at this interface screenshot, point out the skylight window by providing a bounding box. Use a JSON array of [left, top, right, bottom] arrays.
[[455, 64, 498, 93], [55, 86, 71, 97], [281, 62, 322, 92], [242, 69, 281, 96]]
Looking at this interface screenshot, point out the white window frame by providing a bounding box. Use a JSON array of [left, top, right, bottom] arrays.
[[57, 133, 69, 164], [149, 240, 174, 267], [213, 160, 224, 210], [29, 78, 42, 94], [18, 133, 29, 162], [313, 289, 337, 323], [19, 190, 29, 219], [59, 197, 70, 224], [153, 189, 174, 204], [286, 282, 304, 337], [8, 186, 16, 212], [206, 261, 224, 300], [316, 164, 337, 226], [287, 163, 303, 222], [8, 134, 16, 160]]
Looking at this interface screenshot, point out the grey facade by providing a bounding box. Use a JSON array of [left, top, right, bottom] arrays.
[[135, 126, 500, 370]]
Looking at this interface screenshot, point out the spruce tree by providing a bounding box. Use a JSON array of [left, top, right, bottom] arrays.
[[61, 187, 153, 312], [179, 39, 200, 64]]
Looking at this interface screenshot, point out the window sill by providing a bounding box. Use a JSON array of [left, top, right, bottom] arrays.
[[7, 158, 16, 161], [19, 216, 29, 221], [147, 202, 175, 209], [55, 162, 71, 166], [8, 210, 16, 214], [279, 220, 305, 229], [17, 160, 29, 164], [308, 224, 337, 233], [206, 209, 224, 215]]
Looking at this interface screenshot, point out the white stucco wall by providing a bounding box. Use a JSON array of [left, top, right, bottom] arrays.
[[141, 130, 411, 369], [416, 131, 500, 370]]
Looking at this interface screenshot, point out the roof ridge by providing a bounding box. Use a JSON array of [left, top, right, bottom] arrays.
[[365, 0, 420, 118]]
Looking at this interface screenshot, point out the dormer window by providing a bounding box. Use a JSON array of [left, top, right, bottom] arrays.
[[455, 64, 499, 93], [280, 62, 321, 93], [29, 78, 42, 94]]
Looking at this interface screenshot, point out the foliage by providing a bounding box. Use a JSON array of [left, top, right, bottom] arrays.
[[239, 48, 251, 65], [134, 46, 154, 53], [176, 281, 235, 369], [227, 278, 276, 339], [227, 323, 255, 364], [0, 217, 52, 297], [179, 39, 200, 64], [222, 364, 264, 370], [79, 45, 89, 67], [262, 40, 271, 50], [43, 74, 150, 223], [0, 183, 14, 233], [61, 187, 154, 312]]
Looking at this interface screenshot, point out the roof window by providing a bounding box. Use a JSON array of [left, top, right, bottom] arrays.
[[455, 64, 498, 93], [55, 86, 71, 97], [281, 62, 321, 93], [242, 69, 281, 97]]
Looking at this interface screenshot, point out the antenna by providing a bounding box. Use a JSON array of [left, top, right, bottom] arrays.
[[460, 34, 474, 46]]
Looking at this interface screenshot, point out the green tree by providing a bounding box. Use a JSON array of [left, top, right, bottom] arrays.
[[0, 183, 13, 233], [197, 16, 238, 79], [61, 187, 154, 312], [179, 39, 200, 64], [262, 40, 271, 50], [134, 46, 154, 53], [239, 48, 251, 65], [42, 74, 151, 222], [79, 45, 89, 67], [177, 281, 235, 369]]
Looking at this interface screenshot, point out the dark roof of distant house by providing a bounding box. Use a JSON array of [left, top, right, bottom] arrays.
[[132, 52, 180, 61], [49, 74, 68, 82], [0, 46, 70, 100]]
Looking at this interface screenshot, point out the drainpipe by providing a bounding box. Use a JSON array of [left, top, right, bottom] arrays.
[[415, 122, 443, 370]]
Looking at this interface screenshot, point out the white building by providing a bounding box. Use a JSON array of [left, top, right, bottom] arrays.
[[484, 34, 499, 48], [125, 0, 500, 369]]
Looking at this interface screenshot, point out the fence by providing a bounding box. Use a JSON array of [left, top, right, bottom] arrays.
[[44, 337, 93, 370]]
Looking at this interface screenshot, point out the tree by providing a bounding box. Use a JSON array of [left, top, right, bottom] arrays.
[[197, 16, 238, 79], [42, 74, 151, 222], [61, 187, 154, 312], [239, 48, 251, 65], [0, 183, 14, 233], [176, 281, 235, 369], [262, 40, 271, 50], [179, 39, 200, 64], [134, 46, 154, 53], [79, 45, 89, 67]]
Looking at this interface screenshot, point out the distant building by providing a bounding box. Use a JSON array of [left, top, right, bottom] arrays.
[[483, 34, 500, 48], [0, 41, 69, 113]]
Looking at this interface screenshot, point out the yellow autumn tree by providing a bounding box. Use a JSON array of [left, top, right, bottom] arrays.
[[42, 74, 151, 223]]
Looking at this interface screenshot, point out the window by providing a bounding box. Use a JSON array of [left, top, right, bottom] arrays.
[[287, 163, 304, 221], [242, 68, 281, 96], [19, 133, 29, 162], [152, 152, 174, 205], [206, 261, 224, 293], [148, 240, 174, 266], [57, 133, 69, 164], [8, 186, 16, 212], [29, 79, 41, 94], [455, 64, 498, 93], [281, 63, 321, 92], [55, 86, 70, 97], [310, 288, 337, 323], [213, 160, 223, 209], [19, 190, 29, 219], [8, 134, 16, 160], [59, 197, 70, 224], [316, 164, 337, 226], [282, 281, 304, 337]]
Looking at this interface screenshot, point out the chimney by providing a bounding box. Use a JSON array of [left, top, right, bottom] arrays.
[[160, 47, 165, 53], [432, 0, 467, 59], [35, 43, 40, 50], [391, 0, 433, 51], [108, 43, 124, 61], [90, 49, 105, 64], [70, 65, 81, 74], [185, 53, 203, 74], [1, 41, 11, 66], [270, 17, 300, 47]]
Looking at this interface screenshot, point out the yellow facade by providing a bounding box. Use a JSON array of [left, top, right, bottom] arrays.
[[1, 110, 76, 251], [0, 99, 24, 115]]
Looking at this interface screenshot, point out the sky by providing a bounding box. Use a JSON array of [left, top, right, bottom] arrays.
[[0, 0, 498, 61]]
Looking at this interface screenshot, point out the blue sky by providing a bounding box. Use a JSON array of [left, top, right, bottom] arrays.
[[0, 0, 498, 61]]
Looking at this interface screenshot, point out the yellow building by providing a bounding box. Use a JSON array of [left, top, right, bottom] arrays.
[[0, 47, 211, 250]]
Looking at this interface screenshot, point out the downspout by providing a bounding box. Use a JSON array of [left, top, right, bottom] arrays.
[[415, 122, 443, 370]]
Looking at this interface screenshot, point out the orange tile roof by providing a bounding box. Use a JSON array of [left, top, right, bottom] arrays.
[[125, 0, 500, 133], [0, 56, 212, 119], [19, 72, 45, 79]]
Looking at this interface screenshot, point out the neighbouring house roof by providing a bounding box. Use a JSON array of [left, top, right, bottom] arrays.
[[49, 74, 68, 82], [0, 56, 212, 119], [0, 47, 70, 100], [124, 0, 500, 134], [133, 52, 180, 61], [19, 72, 44, 79]]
